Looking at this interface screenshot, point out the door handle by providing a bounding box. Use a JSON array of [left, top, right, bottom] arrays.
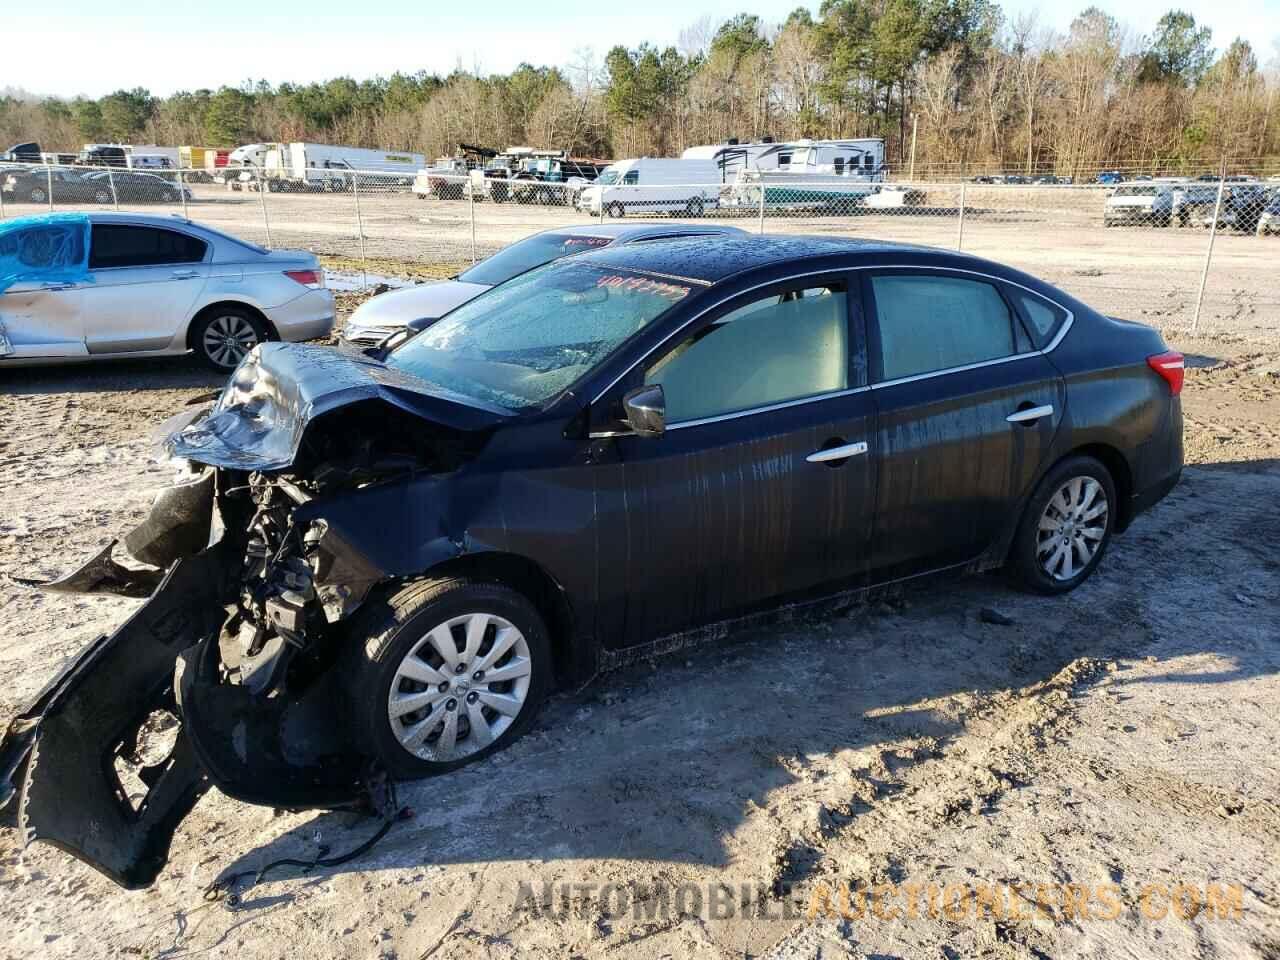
[[171, 269, 200, 279], [806, 441, 868, 463], [1006, 403, 1054, 424], [40, 282, 76, 291]]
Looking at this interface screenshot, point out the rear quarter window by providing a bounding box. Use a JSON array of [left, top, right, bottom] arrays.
[[1007, 287, 1069, 346]]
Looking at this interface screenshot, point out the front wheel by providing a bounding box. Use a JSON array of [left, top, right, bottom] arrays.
[[29, 186, 47, 204], [1006, 455, 1116, 594], [686, 196, 705, 217], [606, 201, 625, 219], [342, 578, 552, 778]]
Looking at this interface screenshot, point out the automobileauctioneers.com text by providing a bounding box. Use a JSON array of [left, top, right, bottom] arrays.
[[512, 880, 1245, 924]]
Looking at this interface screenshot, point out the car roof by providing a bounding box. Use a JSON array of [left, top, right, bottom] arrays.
[[572, 234, 949, 284], [538, 222, 748, 243]]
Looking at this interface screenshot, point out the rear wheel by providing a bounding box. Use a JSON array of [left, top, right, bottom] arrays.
[[606, 201, 625, 219], [342, 578, 552, 778], [94, 188, 112, 204], [686, 196, 705, 217], [29, 186, 47, 204], [191, 306, 268, 371], [1007, 455, 1116, 594]]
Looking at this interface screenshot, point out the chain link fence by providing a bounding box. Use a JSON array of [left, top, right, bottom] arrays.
[[2, 161, 1276, 338]]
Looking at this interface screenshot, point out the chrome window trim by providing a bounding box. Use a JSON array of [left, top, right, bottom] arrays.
[[664, 385, 872, 432], [586, 385, 871, 439], [588, 263, 1075, 411]]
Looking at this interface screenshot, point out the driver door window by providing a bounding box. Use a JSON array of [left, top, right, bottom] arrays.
[[644, 284, 849, 424]]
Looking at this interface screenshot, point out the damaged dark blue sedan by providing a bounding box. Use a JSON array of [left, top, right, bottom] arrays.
[[0, 236, 1184, 887]]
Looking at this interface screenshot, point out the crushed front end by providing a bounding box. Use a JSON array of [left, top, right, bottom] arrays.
[[0, 344, 504, 887]]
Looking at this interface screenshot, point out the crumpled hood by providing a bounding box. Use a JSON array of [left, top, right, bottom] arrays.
[[167, 342, 511, 471], [342, 279, 490, 338]]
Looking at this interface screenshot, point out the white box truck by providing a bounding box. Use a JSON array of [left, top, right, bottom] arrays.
[[264, 143, 427, 192], [576, 158, 721, 218]]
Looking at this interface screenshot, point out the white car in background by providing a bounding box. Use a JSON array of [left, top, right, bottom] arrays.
[[0, 213, 333, 370], [339, 222, 747, 348]]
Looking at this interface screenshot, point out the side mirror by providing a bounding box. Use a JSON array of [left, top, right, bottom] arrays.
[[622, 384, 665, 437], [405, 316, 435, 334]]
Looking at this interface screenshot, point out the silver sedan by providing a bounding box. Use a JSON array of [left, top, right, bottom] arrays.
[[0, 212, 334, 370]]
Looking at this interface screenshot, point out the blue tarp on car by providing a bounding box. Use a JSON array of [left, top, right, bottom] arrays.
[[0, 213, 92, 297]]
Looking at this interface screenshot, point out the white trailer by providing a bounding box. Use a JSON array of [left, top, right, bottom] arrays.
[[683, 138, 886, 181], [576, 158, 721, 218], [264, 142, 426, 192]]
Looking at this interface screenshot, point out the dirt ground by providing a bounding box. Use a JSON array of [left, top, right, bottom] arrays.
[[1, 302, 1278, 959]]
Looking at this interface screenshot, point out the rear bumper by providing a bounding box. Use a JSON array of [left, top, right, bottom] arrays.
[[271, 289, 336, 342]]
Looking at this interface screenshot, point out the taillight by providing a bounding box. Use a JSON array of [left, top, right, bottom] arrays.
[[1147, 351, 1185, 396], [284, 269, 323, 289]]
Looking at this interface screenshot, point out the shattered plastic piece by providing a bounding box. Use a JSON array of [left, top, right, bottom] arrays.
[[11, 540, 162, 599], [3, 546, 230, 886]]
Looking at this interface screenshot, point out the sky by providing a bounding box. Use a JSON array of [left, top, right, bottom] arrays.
[[6, 0, 1279, 100]]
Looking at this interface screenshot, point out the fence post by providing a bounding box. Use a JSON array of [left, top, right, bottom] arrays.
[[757, 180, 766, 235], [46, 166, 54, 212], [177, 167, 188, 218], [0, 178, 6, 220], [956, 181, 967, 250], [107, 167, 119, 210], [351, 171, 369, 291], [1191, 166, 1227, 335], [258, 173, 273, 248], [469, 182, 477, 264]]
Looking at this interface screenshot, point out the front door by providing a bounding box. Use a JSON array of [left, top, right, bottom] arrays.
[[593, 276, 877, 647], [80, 223, 210, 354], [863, 269, 1065, 582]]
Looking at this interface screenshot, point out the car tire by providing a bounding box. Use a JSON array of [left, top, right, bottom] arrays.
[[94, 188, 112, 204], [29, 187, 46, 204], [606, 201, 625, 219], [341, 577, 552, 779], [164, 190, 179, 203], [1006, 455, 1117, 595], [190, 306, 269, 371], [686, 196, 705, 217]]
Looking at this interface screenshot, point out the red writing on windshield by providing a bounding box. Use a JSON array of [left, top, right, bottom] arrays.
[[595, 274, 690, 302]]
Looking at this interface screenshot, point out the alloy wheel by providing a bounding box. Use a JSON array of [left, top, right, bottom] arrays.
[[202, 314, 260, 368], [386, 612, 532, 762], [1036, 476, 1109, 581]]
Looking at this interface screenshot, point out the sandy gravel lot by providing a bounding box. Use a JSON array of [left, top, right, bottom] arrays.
[[2, 182, 1276, 339], [0, 300, 1278, 958]]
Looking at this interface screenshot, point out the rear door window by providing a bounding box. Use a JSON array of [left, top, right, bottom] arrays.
[[89, 225, 207, 269], [869, 273, 1030, 381]]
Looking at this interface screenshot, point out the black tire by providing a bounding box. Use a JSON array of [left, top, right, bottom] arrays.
[[341, 577, 552, 779], [29, 187, 46, 204], [686, 196, 705, 217], [1007, 455, 1117, 595], [606, 201, 625, 219], [94, 188, 112, 204], [190, 306, 269, 371], [163, 190, 179, 203]]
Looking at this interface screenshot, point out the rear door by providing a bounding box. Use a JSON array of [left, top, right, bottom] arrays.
[[593, 274, 877, 646], [80, 224, 210, 354], [864, 269, 1065, 582]]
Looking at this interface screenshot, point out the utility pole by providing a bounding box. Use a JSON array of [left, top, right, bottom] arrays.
[[909, 114, 918, 182]]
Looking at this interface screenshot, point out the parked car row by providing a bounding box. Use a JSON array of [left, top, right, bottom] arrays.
[[0, 218, 1185, 892], [1103, 180, 1278, 234], [1, 166, 192, 205]]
